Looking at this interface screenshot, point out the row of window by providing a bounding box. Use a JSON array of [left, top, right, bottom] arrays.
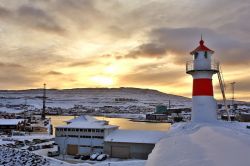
[[80, 145, 103, 149], [56, 128, 104, 133], [194, 52, 208, 59], [58, 135, 104, 139]]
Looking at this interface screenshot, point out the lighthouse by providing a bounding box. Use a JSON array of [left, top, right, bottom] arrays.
[[186, 37, 219, 122]]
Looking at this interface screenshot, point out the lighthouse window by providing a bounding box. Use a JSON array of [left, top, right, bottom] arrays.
[[194, 52, 198, 59], [204, 51, 208, 58]]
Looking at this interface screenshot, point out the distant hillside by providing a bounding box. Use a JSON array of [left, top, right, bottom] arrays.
[[0, 87, 191, 109]]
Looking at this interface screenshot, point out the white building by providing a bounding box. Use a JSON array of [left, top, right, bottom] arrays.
[[0, 119, 25, 133], [104, 130, 166, 159], [55, 115, 118, 155]]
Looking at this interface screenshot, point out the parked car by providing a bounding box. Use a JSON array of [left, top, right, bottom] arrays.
[[90, 152, 100, 160], [34, 146, 40, 150], [96, 154, 107, 161], [81, 155, 90, 160], [42, 144, 53, 149], [27, 146, 35, 151], [28, 146, 40, 151], [74, 154, 81, 159], [48, 151, 60, 157]]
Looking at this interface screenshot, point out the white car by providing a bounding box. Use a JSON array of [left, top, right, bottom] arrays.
[[96, 154, 107, 161], [90, 152, 100, 160]]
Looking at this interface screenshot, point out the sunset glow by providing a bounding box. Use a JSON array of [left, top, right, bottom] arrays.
[[0, 0, 249, 101]]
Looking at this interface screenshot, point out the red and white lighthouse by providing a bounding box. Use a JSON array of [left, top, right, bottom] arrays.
[[186, 37, 219, 122]]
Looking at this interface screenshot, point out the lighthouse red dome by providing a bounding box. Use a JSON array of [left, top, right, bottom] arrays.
[[190, 39, 214, 55]]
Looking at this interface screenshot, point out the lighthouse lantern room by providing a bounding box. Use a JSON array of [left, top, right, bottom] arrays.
[[186, 37, 219, 123]]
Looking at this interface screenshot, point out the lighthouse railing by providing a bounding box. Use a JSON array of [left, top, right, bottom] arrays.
[[186, 60, 219, 73]]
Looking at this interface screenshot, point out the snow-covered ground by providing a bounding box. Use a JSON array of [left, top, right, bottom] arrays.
[[0, 132, 146, 166], [0, 146, 145, 166], [1, 122, 250, 166], [146, 122, 250, 166]]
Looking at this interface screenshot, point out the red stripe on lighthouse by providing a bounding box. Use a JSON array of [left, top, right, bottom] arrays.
[[193, 79, 213, 96]]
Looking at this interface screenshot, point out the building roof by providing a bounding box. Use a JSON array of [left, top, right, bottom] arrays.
[[190, 39, 214, 55], [105, 130, 167, 144], [57, 115, 118, 129], [65, 115, 97, 123], [0, 119, 25, 125], [57, 121, 118, 129]]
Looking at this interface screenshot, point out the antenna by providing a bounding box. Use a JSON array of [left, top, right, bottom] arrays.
[[230, 82, 236, 106], [42, 83, 46, 120]]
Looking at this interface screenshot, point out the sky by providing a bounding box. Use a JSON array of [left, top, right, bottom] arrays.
[[0, 0, 249, 101]]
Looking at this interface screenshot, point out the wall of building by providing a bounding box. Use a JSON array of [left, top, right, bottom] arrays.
[[104, 142, 155, 159], [55, 127, 117, 155]]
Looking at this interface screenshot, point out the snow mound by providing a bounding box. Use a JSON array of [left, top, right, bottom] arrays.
[[146, 122, 250, 166]]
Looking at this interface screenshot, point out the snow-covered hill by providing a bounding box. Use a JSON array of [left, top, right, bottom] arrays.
[[146, 122, 250, 166], [0, 88, 191, 110]]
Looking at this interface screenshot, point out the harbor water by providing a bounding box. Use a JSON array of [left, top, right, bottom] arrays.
[[48, 115, 171, 135]]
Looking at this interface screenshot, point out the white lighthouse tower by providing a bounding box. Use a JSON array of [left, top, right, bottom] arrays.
[[186, 37, 219, 123]]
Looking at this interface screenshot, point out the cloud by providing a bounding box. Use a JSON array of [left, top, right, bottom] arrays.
[[0, 4, 64, 35], [0, 62, 23, 68], [0, 0, 249, 100], [0, 5, 11, 17], [119, 62, 185, 87], [46, 71, 63, 76], [0, 61, 39, 89], [68, 60, 97, 67], [125, 43, 166, 59], [124, 27, 250, 67], [16, 5, 64, 34]]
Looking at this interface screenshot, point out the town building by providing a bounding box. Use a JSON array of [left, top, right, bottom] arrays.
[[146, 113, 169, 121], [104, 130, 166, 159], [55, 115, 118, 155], [55, 115, 167, 159], [0, 119, 25, 133]]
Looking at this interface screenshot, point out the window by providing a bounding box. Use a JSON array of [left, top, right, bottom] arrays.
[[100, 129, 104, 133], [92, 129, 95, 132], [194, 52, 198, 59], [93, 146, 103, 149], [80, 135, 91, 138], [88, 129, 91, 132], [92, 136, 104, 139], [204, 51, 208, 58], [80, 129, 83, 132], [64, 128, 67, 131], [80, 145, 91, 147], [76, 129, 79, 132]]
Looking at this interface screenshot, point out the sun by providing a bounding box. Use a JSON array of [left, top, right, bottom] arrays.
[[90, 76, 114, 86]]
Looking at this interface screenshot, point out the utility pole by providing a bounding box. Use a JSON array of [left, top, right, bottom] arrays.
[[168, 100, 171, 109], [42, 83, 46, 120], [230, 82, 236, 107]]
